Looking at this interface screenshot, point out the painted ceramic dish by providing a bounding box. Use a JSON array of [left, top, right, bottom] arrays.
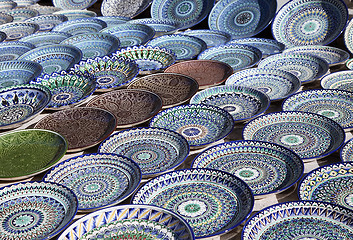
[[19, 31, 72, 47], [128, 18, 179, 37], [0, 0, 17, 11], [150, 0, 215, 30], [7, 7, 38, 22], [147, 34, 207, 61], [43, 153, 141, 211], [114, 45, 175, 72], [132, 168, 253, 238], [321, 70, 353, 92], [257, 52, 329, 84], [242, 201, 353, 240], [24, 14, 68, 32], [34, 107, 117, 152], [190, 85, 270, 122], [86, 89, 162, 128], [101, 0, 152, 18], [282, 89, 353, 130], [272, 0, 348, 48], [52, 17, 106, 35], [95, 16, 131, 27], [208, 0, 277, 39], [0, 129, 67, 180], [192, 140, 303, 197], [61, 32, 120, 60], [98, 127, 189, 178], [180, 29, 231, 48], [72, 55, 139, 92], [0, 84, 51, 130], [128, 73, 199, 108], [225, 68, 301, 101], [13, 0, 35, 7], [164, 59, 233, 89], [18, 44, 82, 76], [228, 38, 285, 57], [243, 111, 345, 161], [58, 204, 194, 240], [0, 41, 35, 62], [52, 0, 96, 10], [149, 104, 234, 148], [340, 138, 353, 162], [28, 5, 62, 15], [0, 12, 13, 24], [198, 43, 262, 71], [343, 18, 353, 55], [0, 60, 42, 87], [53, 10, 97, 20], [0, 181, 77, 239], [0, 22, 39, 41]]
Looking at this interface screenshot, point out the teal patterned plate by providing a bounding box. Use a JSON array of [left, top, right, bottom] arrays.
[[128, 18, 179, 37], [179, 29, 231, 48], [24, 14, 68, 32], [52, 17, 106, 35], [0, 41, 35, 62], [341, 138, 353, 162], [0, 22, 39, 41], [0, 60, 42, 87], [228, 38, 285, 57], [20, 31, 73, 47], [53, 10, 97, 20], [321, 70, 353, 92]]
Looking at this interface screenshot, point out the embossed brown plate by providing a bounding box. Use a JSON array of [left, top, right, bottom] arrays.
[[86, 89, 163, 128], [164, 59, 233, 89], [127, 73, 199, 108], [34, 107, 117, 152]]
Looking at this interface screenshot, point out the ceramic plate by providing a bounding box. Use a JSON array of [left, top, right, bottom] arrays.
[[7, 7, 38, 22], [0, 12, 13, 25], [95, 16, 131, 27], [343, 18, 353, 54], [321, 70, 353, 92], [52, 17, 107, 35], [0, 60, 42, 87], [228, 38, 285, 57], [164, 59, 233, 89], [53, 10, 97, 20], [208, 0, 276, 39], [128, 72, 199, 108], [132, 168, 253, 238], [28, 5, 62, 15], [341, 138, 353, 162], [43, 153, 141, 211], [98, 127, 189, 178], [149, 104, 234, 148], [242, 201, 353, 240], [20, 31, 73, 47], [0, 41, 35, 62], [0, 181, 77, 239], [282, 89, 353, 130], [272, 0, 348, 48], [150, 0, 215, 30], [225, 68, 301, 101], [0, 0, 17, 11], [24, 14, 68, 32], [180, 29, 231, 48], [198, 43, 262, 71], [52, 0, 96, 10], [190, 85, 270, 122], [243, 111, 345, 161], [128, 18, 179, 37], [101, 0, 152, 18], [34, 107, 117, 152], [147, 34, 207, 60], [258, 52, 329, 84], [192, 140, 303, 197], [86, 89, 163, 128], [58, 204, 194, 240], [0, 129, 67, 180], [0, 22, 39, 41]]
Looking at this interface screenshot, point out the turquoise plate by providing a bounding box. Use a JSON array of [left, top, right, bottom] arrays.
[[321, 70, 353, 92]]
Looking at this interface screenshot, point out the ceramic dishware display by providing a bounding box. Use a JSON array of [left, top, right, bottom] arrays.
[[43, 153, 141, 211], [0, 84, 51, 130], [128, 73, 199, 108], [58, 204, 195, 240], [101, 0, 152, 18], [208, 0, 277, 39], [53, 9, 97, 20], [7, 7, 38, 21], [95, 16, 131, 27], [149, 104, 234, 148], [341, 138, 353, 162], [132, 168, 253, 238], [190, 85, 270, 122], [225, 68, 301, 101], [0, 41, 35, 62], [128, 18, 179, 36], [0, 129, 67, 180], [52, 0, 96, 10], [52, 17, 107, 35], [321, 70, 353, 92], [192, 140, 303, 197], [243, 111, 345, 161], [0, 12, 13, 25], [0, 22, 39, 41], [179, 29, 231, 48], [0, 60, 42, 87], [164, 59, 233, 89], [198, 43, 262, 71], [98, 127, 189, 178], [86, 89, 163, 128], [34, 107, 117, 152], [19, 31, 72, 47], [257, 52, 329, 84], [228, 38, 285, 57], [0, 181, 77, 239], [24, 14, 68, 32]]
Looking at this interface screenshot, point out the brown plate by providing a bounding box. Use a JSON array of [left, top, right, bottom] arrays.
[[34, 107, 117, 152], [127, 73, 199, 108], [164, 59, 233, 89], [86, 89, 162, 128]]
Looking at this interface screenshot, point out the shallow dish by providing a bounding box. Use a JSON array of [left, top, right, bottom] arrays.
[[180, 29, 231, 48], [0, 41, 35, 62], [128, 73, 199, 108], [149, 104, 234, 148], [34, 107, 117, 152], [0, 22, 39, 41], [20, 31, 72, 47], [0, 60, 42, 87], [198, 43, 262, 71], [243, 111, 345, 161], [164, 59, 233, 89], [98, 127, 189, 178], [28, 5, 62, 15], [86, 89, 162, 128], [0, 12, 13, 24], [95, 16, 131, 27], [321, 70, 353, 92], [147, 34, 207, 60], [24, 14, 68, 32], [228, 38, 285, 57], [53, 9, 97, 20], [0, 181, 77, 239], [101, 0, 152, 18], [0, 0, 17, 11], [58, 204, 194, 240], [0, 129, 67, 180], [225, 68, 301, 101], [343, 18, 353, 54], [52, 17, 106, 35], [128, 18, 179, 37], [258, 52, 329, 84], [340, 138, 353, 162], [52, 0, 96, 10], [7, 7, 38, 21], [192, 140, 303, 197], [43, 153, 141, 211], [0, 84, 51, 130], [242, 201, 353, 240], [132, 168, 253, 238], [190, 85, 270, 122], [208, 0, 277, 39]]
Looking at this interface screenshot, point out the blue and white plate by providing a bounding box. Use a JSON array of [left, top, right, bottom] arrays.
[[180, 29, 231, 48], [0, 0, 17, 11], [27, 5, 62, 15], [101, 0, 152, 18], [52, 17, 106, 35], [52, 0, 96, 10], [20, 31, 72, 47], [340, 138, 353, 162], [0, 60, 42, 87], [343, 18, 353, 55], [7, 7, 38, 21], [129, 18, 179, 37], [24, 14, 68, 32], [0, 41, 35, 62], [228, 38, 285, 57], [53, 10, 97, 20], [0, 12, 13, 25], [0, 22, 39, 41], [95, 16, 131, 27], [321, 70, 353, 92]]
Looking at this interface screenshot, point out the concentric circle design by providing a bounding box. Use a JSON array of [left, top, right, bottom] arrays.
[[321, 70, 353, 92], [341, 138, 353, 162], [0, 22, 39, 41]]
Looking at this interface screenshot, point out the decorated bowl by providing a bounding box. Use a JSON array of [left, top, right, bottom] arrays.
[[0, 12, 13, 25], [7, 7, 38, 22], [179, 29, 231, 48], [128, 18, 179, 36], [228, 38, 285, 57], [95, 15, 131, 27], [52, 0, 96, 10], [53, 9, 97, 20], [0, 22, 39, 41], [321, 70, 353, 92], [340, 138, 353, 162], [19, 31, 73, 47], [0, 0, 17, 11], [101, 0, 152, 18], [0, 41, 35, 62], [24, 14, 68, 32], [52, 17, 107, 35], [0, 60, 42, 87], [27, 5, 62, 15]]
